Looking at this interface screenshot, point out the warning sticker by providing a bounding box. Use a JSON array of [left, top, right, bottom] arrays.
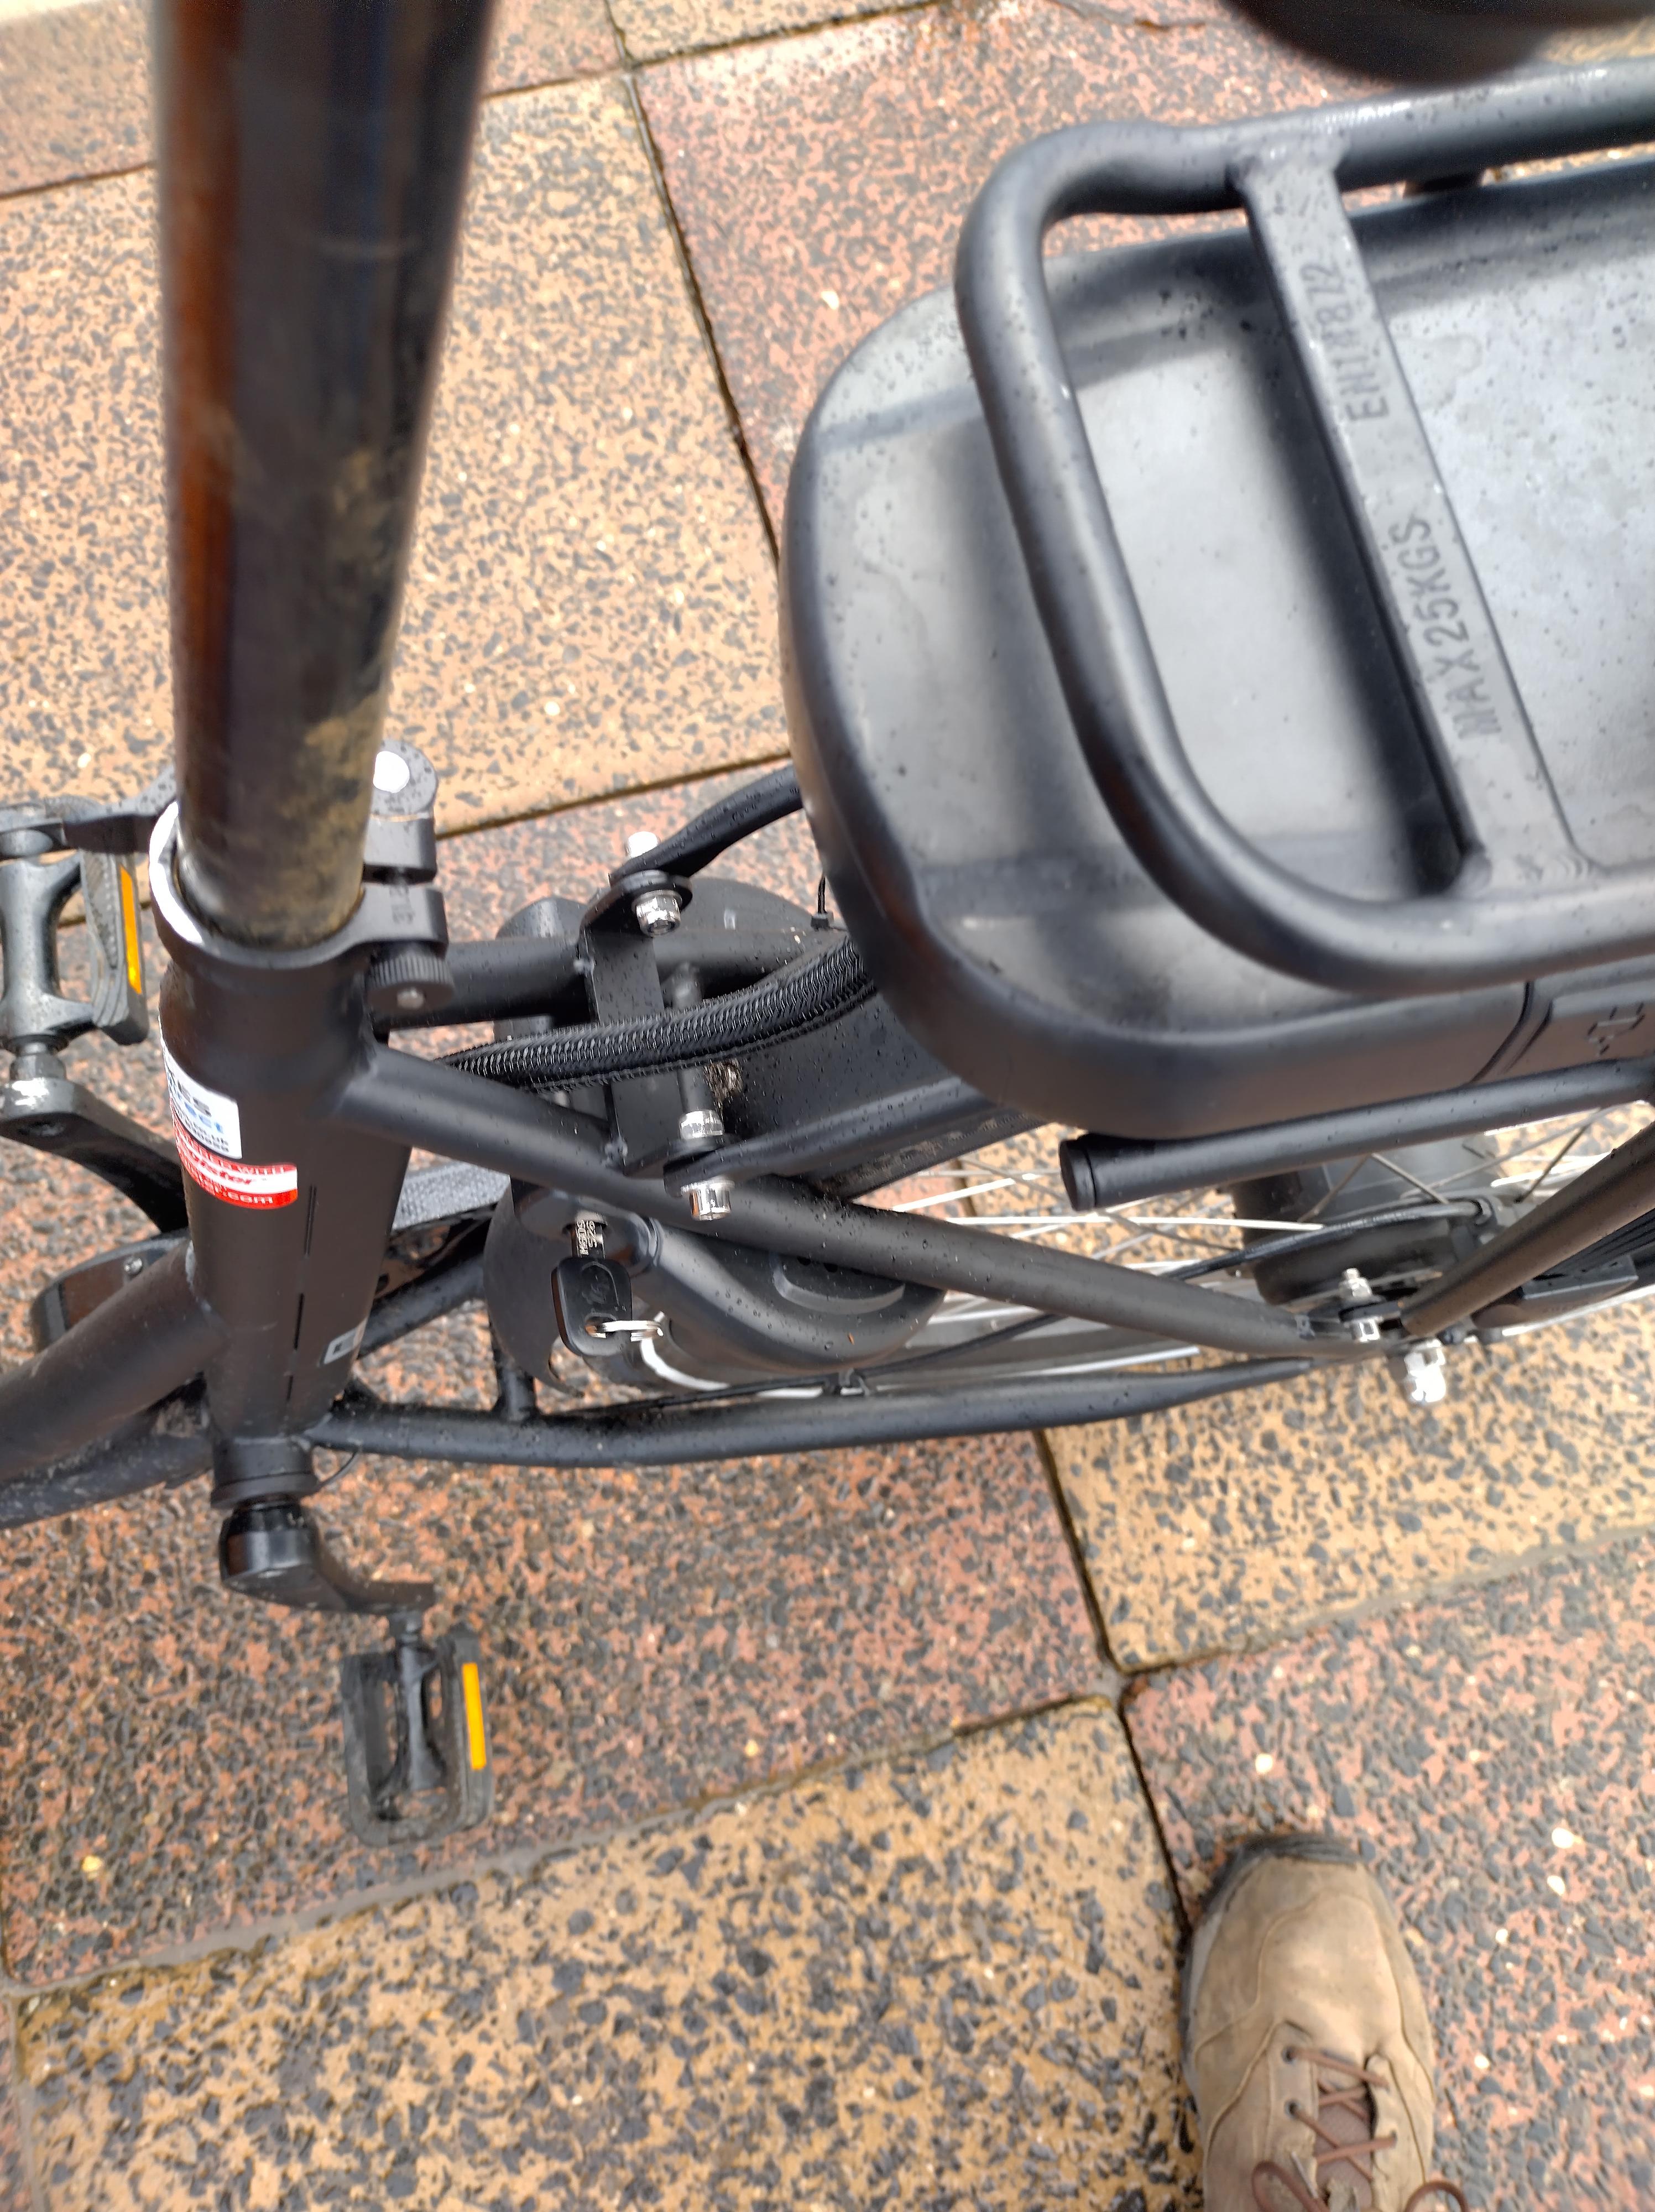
[[163, 1045, 242, 1159], [175, 1123, 298, 1209], [321, 1319, 367, 1366]]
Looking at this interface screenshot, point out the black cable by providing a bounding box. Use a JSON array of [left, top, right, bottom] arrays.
[[445, 933, 873, 1089], [610, 764, 802, 883], [608, 1311, 1069, 1416]]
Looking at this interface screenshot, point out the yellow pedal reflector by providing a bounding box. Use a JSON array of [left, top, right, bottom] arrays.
[[462, 1658, 488, 1771], [119, 863, 143, 994]]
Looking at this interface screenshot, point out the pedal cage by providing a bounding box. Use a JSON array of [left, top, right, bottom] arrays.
[[340, 1621, 494, 1847]]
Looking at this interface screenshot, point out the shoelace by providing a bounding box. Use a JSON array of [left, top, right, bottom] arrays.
[[1250, 2044, 1470, 2211]]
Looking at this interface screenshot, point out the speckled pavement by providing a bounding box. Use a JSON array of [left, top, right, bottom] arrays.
[[1125, 1532, 1655, 2207], [0, 0, 617, 200], [638, 0, 1362, 520], [17, 1702, 1198, 2212], [3, 1, 1655, 2205], [612, 0, 905, 62], [1053, 1302, 1655, 1670], [0, 53, 780, 824], [0, 1413, 1100, 1989], [0, 2038, 20, 2212]]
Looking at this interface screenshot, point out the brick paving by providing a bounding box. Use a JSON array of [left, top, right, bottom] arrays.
[[1126, 1532, 1655, 2208], [1, 2, 1653, 2206], [20, 1705, 1195, 2210], [638, 0, 1356, 520], [1053, 1300, 1655, 1670]]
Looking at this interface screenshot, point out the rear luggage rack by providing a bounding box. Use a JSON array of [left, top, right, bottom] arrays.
[[956, 62, 1655, 996]]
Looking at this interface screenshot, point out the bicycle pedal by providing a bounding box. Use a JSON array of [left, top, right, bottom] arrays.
[[340, 1620, 494, 1847]]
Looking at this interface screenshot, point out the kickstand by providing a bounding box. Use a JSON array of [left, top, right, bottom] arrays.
[[219, 1500, 494, 1846]]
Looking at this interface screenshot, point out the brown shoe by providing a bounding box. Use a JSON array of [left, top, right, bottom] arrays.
[[1182, 1834, 1468, 2212]]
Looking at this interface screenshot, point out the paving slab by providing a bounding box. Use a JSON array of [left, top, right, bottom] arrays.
[[0, 0, 149, 200], [487, 0, 619, 91], [0, 0, 615, 202], [613, 0, 914, 65], [17, 1699, 1198, 2211], [0, 1421, 1098, 1991], [0, 75, 782, 830], [640, 0, 1360, 520], [1124, 1533, 1655, 2208], [0, 2027, 25, 2212], [1052, 1297, 1655, 1670], [615, 0, 1218, 60]]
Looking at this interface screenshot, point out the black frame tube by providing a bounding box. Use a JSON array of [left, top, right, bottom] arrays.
[[333, 1047, 1345, 1360], [1402, 1119, 1655, 1334], [155, 0, 498, 948], [314, 1358, 1306, 1467], [1060, 1055, 1655, 1209], [359, 1250, 485, 1355], [0, 1244, 218, 1483], [0, 1428, 211, 1531]]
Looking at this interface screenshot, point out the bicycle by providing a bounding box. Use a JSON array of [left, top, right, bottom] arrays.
[[2, 3, 1652, 1846]]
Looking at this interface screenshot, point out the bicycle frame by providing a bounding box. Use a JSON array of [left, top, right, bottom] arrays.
[[1, 9, 1653, 1832]]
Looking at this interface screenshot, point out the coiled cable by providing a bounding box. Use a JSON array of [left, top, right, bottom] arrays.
[[446, 933, 873, 1090]]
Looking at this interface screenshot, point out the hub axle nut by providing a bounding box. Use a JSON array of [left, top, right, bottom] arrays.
[[1338, 1264, 1385, 1343]]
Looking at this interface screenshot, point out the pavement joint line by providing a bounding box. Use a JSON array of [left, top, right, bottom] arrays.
[[1033, 1428, 1130, 1693], [625, 68, 783, 556], [0, 0, 1230, 213], [0, 156, 150, 211], [1048, 0, 1224, 29], [607, 0, 1224, 72], [429, 747, 792, 847], [1025, 1437, 1193, 1936], [0, 33, 611, 211], [612, 0, 941, 71], [1118, 1514, 1655, 1691], [0, 1687, 1119, 2008]]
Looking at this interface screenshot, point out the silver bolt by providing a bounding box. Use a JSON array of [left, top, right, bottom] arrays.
[[395, 985, 426, 1010], [685, 1177, 734, 1223], [123, 1255, 144, 1277], [676, 1107, 724, 1147], [624, 828, 660, 859], [631, 887, 681, 936], [1339, 1265, 1382, 1343], [1398, 1339, 1449, 1407], [571, 1213, 606, 1258]]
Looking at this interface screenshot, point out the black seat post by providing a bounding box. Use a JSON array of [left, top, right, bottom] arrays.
[[149, 0, 498, 1508]]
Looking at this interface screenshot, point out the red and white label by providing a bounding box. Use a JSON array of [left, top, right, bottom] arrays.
[[163, 1044, 243, 1158], [175, 1123, 299, 1210]]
